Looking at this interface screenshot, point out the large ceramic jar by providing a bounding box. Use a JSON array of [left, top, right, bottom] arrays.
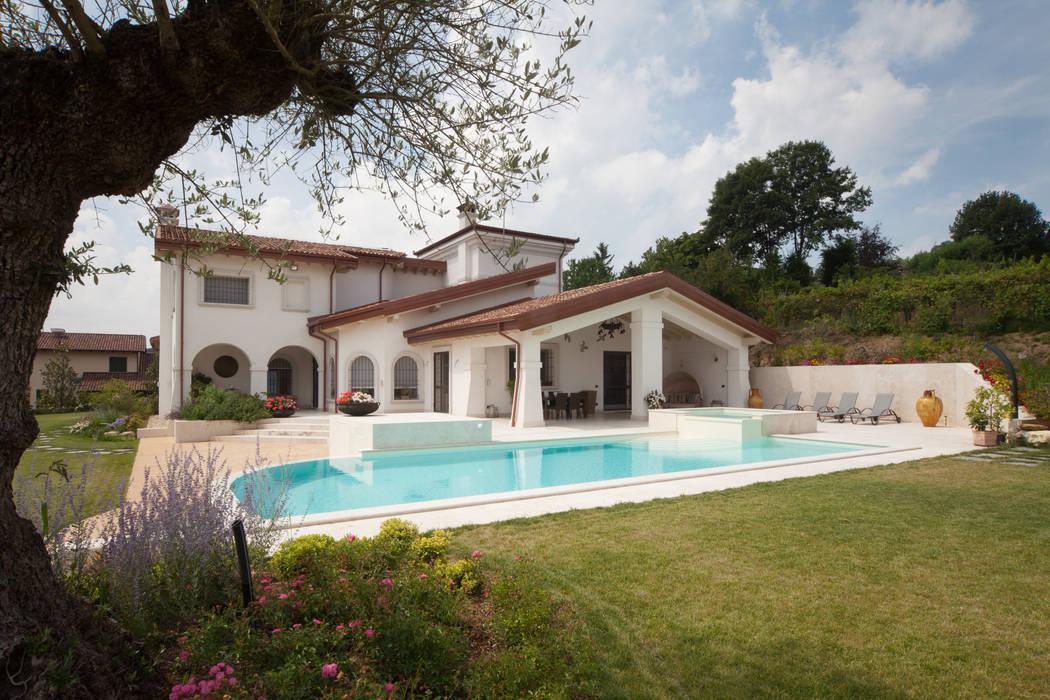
[[747, 388, 763, 409], [916, 389, 943, 427]]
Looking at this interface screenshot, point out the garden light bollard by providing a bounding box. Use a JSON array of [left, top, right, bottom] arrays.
[[232, 519, 254, 608]]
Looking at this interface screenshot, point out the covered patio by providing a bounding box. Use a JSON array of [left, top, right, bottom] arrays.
[[404, 271, 777, 428]]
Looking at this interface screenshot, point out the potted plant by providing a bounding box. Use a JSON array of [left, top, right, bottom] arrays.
[[965, 376, 1011, 446], [265, 395, 297, 418], [336, 390, 380, 416], [645, 389, 666, 409]]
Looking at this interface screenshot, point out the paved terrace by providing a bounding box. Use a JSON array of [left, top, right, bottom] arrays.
[[128, 417, 977, 542]]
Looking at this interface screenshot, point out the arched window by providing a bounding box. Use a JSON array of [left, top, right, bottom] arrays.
[[393, 356, 419, 400], [349, 356, 375, 397], [327, 356, 336, 399], [267, 357, 292, 395]]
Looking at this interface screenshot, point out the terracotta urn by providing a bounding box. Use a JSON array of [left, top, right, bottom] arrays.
[[747, 388, 763, 409], [915, 389, 943, 427]]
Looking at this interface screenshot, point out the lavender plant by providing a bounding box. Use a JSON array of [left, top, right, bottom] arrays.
[[88, 446, 291, 638], [13, 451, 120, 585]]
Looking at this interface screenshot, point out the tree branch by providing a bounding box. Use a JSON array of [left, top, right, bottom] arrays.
[[37, 0, 83, 59], [244, 0, 317, 78], [58, 0, 104, 55], [151, 0, 180, 52]]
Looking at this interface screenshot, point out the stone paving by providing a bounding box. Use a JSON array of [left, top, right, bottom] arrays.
[[955, 445, 1050, 467]]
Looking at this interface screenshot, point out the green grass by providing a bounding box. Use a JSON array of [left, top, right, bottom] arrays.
[[454, 451, 1050, 698], [16, 412, 137, 516]]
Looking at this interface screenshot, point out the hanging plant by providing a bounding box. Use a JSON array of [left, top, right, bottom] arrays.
[[597, 318, 625, 342]]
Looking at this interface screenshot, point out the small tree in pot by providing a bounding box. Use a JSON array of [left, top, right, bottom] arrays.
[[966, 376, 1011, 446]]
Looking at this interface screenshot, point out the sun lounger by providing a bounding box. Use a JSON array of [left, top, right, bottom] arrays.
[[804, 391, 833, 420], [824, 392, 859, 423], [850, 393, 901, 424], [772, 391, 802, 410]]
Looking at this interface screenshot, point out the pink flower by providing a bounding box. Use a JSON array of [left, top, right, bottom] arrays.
[[420, 573, 427, 579], [336, 624, 344, 631], [321, 663, 338, 679], [472, 550, 482, 558], [228, 678, 237, 688], [513, 556, 521, 561], [385, 682, 395, 693], [313, 618, 322, 625], [349, 620, 361, 628], [263, 585, 272, 591], [278, 593, 288, 600], [381, 577, 393, 590], [260, 578, 270, 584], [272, 628, 281, 633], [258, 596, 267, 604], [346, 534, 356, 542], [179, 651, 189, 662], [365, 628, 374, 638], [292, 623, 302, 629]]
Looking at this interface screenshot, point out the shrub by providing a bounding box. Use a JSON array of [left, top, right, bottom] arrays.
[[411, 530, 452, 564], [90, 378, 153, 418], [270, 534, 338, 579], [81, 446, 287, 639], [179, 384, 270, 422]]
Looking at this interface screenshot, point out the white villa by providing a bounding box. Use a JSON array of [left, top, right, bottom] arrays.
[[156, 209, 777, 427]]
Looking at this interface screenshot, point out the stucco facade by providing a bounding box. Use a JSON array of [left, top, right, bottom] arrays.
[[30, 332, 146, 407], [157, 219, 774, 425]]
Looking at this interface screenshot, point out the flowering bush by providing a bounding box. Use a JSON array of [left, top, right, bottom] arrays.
[[265, 395, 297, 412], [644, 390, 666, 409], [336, 390, 376, 405], [171, 521, 589, 698]]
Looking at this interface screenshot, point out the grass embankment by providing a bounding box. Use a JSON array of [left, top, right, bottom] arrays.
[[16, 412, 137, 515], [455, 452, 1050, 698]]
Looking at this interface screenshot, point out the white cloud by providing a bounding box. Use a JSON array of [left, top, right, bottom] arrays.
[[844, 0, 975, 65], [895, 147, 941, 185]]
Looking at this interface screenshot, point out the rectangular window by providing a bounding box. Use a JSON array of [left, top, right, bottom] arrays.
[[541, 347, 554, 387], [507, 347, 555, 386], [109, 356, 127, 373], [203, 275, 250, 305]]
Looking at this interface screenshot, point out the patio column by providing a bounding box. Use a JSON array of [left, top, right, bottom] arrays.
[[250, 365, 268, 397], [514, 335, 545, 428], [630, 306, 664, 420], [450, 344, 487, 417], [726, 344, 750, 407]]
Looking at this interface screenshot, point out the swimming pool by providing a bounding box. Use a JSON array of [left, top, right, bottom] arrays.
[[232, 434, 881, 519]]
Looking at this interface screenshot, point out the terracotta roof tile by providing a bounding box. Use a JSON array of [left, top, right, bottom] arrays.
[[38, 332, 146, 352], [155, 225, 444, 271], [413, 223, 579, 256], [403, 272, 777, 343], [77, 372, 150, 393]]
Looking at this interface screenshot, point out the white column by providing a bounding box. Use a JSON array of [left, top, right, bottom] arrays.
[[450, 343, 487, 417], [630, 306, 664, 420], [178, 369, 193, 407], [514, 335, 545, 428], [250, 366, 268, 398], [726, 344, 750, 407]]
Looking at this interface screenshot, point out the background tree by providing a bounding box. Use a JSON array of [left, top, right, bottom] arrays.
[[562, 242, 615, 290], [0, 0, 587, 692], [949, 190, 1050, 260], [854, 223, 899, 269], [703, 140, 872, 266], [37, 350, 80, 411]]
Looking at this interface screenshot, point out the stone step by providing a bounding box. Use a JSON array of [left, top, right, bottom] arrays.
[[213, 434, 328, 444], [256, 418, 331, 428], [235, 427, 329, 437]]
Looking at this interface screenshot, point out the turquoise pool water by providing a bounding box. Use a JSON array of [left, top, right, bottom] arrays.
[[232, 434, 878, 518]]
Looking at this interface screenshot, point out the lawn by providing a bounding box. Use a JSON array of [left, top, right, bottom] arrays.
[[454, 450, 1050, 698], [15, 412, 137, 517]]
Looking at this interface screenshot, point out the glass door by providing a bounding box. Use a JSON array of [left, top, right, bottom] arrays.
[[433, 351, 450, 413]]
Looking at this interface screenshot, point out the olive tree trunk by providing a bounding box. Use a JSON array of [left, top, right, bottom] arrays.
[[0, 3, 316, 693]]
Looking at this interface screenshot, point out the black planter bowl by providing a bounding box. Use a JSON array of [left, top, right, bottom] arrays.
[[338, 402, 380, 416], [269, 408, 296, 418]]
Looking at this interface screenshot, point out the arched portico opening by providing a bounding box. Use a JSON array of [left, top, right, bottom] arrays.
[[267, 345, 319, 408], [191, 343, 252, 396]]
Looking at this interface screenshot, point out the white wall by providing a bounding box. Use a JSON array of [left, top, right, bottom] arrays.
[[748, 363, 986, 426], [662, 335, 728, 406]]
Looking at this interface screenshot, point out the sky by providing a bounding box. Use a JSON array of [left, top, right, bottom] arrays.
[[45, 0, 1050, 338]]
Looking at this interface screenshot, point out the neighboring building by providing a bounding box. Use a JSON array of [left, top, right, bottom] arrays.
[[157, 210, 776, 426], [30, 330, 150, 407]]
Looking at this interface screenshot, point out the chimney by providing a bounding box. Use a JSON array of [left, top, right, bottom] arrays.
[[456, 202, 478, 229], [156, 204, 180, 226]]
